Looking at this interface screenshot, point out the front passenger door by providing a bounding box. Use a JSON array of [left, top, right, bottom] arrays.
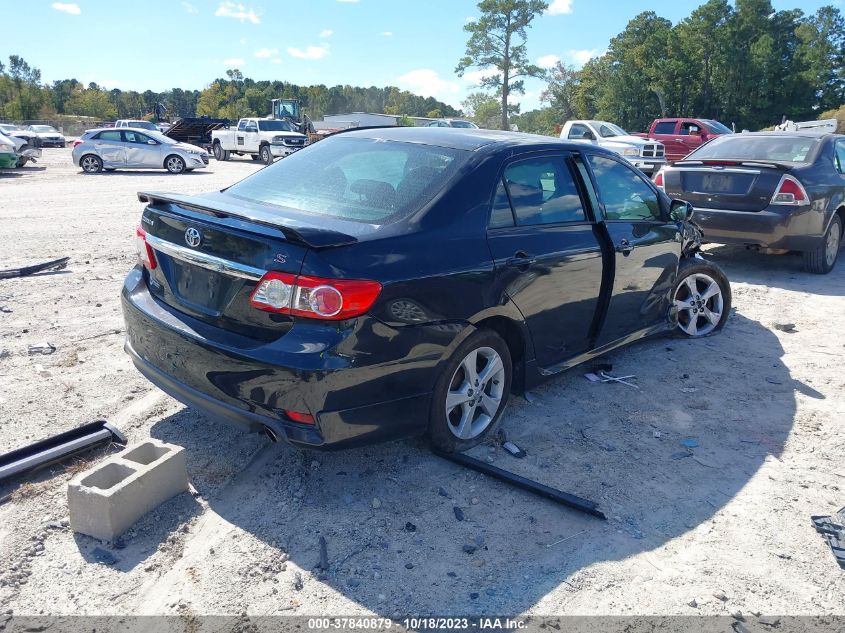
[[585, 153, 680, 345], [122, 131, 159, 167]]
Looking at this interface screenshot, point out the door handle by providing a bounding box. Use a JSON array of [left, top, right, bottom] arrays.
[[505, 251, 536, 269], [616, 239, 634, 255]]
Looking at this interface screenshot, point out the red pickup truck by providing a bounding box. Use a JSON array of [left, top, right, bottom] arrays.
[[633, 118, 733, 162]]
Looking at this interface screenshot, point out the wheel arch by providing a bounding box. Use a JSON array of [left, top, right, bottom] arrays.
[[473, 315, 531, 394]]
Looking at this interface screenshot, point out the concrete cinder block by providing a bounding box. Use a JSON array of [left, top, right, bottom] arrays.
[[68, 438, 189, 541]]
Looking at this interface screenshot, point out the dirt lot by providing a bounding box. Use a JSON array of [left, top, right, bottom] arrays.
[[0, 148, 843, 620]]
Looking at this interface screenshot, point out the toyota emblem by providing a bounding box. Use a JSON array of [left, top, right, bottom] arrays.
[[184, 227, 202, 248]]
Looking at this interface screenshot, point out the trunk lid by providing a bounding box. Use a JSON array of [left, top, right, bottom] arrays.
[[663, 161, 790, 212], [138, 191, 359, 340]]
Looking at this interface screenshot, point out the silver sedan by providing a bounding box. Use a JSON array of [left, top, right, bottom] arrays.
[[72, 128, 209, 174]]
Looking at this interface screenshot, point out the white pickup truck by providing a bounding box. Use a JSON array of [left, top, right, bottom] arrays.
[[211, 117, 308, 164], [560, 120, 666, 176]]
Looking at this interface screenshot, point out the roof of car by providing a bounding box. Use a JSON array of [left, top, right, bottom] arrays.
[[337, 127, 590, 152], [720, 131, 841, 139], [84, 127, 161, 134]]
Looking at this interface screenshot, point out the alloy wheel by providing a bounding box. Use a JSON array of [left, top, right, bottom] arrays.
[[81, 156, 101, 173], [167, 156, 185, 173], [673, 272, 724, 336], [445, 347, 505, 440]]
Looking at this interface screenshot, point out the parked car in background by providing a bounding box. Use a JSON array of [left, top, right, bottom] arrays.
[[211, 117, 308, 164], [25, 124, 66, 147], [72, 127, 209, 174], [0, 133, 17, 168], [426, 119, 479, 129], [0, 130, 41, 167], [115, 119, 159, 131], [123, 128, 730, 452], [560, 120, 665, 176], [0, 123, 42, 149], [634, 118, 732, 162], [655, 131, 845, 273]]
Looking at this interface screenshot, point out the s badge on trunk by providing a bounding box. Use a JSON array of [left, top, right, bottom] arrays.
[[185, 227, 202, 248]]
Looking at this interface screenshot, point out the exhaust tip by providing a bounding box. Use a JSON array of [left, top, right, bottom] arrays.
[[263, 426, 279, 443]]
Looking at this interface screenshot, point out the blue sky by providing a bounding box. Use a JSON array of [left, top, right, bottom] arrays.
[[5, 0, 838, 112]]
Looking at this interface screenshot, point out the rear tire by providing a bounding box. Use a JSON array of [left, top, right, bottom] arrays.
[[213, 142, 230, 161], [165, 154, 186, 174], [671, 258, 731, 337], [80, 154, 102, 173], [427, 329, 512, 452], [260, 144, 272, 165], [803, 215, 841, 274]]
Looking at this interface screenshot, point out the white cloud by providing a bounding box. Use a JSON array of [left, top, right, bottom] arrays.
[[547, 0, 573, 15], [287, 45, 330, 60], [536, 54, 560, 68], [271, 58, 282, 64], [223, 57, 246, 66], [382, 31, 393, 36], [254, 47, 279, 58], [566, 48, 604, 67], [51, 2, 81, 15], [396, 68, 460, 99], [461, 69, 498, 85], [181, 1, 198, 14], [215, 1, 260, 24], [320, 29, 333, 38]]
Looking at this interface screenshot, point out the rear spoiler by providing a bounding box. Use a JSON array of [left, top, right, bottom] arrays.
[[137, 192, 358, 249], [673, 160, 795, 170]]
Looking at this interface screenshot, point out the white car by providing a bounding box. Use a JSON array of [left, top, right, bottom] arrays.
[[0, 130, 41, 167], [211, 117, 308, 164], [560, 120, 666, 176], [71, 127, 209, 174], [25, 124, 66, 148]]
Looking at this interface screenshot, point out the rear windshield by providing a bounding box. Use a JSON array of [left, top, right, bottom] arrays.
[[226, 137, 467, 224], [689, 135, 817, 163], [701, 120, 732, 134]]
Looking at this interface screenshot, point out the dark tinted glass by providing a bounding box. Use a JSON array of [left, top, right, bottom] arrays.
[[587, 154, 661, 221], [504, 158, 586, 225], [690, 135, 817, 162]]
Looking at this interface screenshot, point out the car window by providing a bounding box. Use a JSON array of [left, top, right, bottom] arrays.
[[123, 131, 151, 144], [489, 179, 515, 228], [237, 120, 248, 131], [226, 137, 467, 224], [96, 130, 122, 142], [587, 154, 661, 221], [653, 121, 677, 135], [679, 122, 701, 135], [245, 122, 258, 132], [568, 123, 592, 140], [689, 135, 817, 162], [503, 157, 586, 226], [835, 141, 845, 174]]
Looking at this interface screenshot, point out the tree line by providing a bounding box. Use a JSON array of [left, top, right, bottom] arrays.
[[0, 62, 459, 122], [457, 0, 845, 134]]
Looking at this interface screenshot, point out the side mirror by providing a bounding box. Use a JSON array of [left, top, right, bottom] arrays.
[[147, 139, 157, 145], [583, 131, 596, 141], [670, 199, 694, 222]]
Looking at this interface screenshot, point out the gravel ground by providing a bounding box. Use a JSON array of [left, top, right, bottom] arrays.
[[0, 148, 843, 619]]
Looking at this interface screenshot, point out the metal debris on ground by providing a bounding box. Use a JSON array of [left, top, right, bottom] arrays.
[[585, 371, 639, 390], [433, 449, 606, 520], [27, 342, 56, 355], [0, 257, 70, 280], [318, 536, 329, 571], [774, 322, 797, 333], [502, 441, 527, 458], [810, 507, 845, 569], [0, 420, 127, 483], [681, 438, 699, 449]]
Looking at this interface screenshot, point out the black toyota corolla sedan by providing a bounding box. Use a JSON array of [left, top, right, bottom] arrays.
[[122, 128, 730, 451], [655, 131, 845, 274]]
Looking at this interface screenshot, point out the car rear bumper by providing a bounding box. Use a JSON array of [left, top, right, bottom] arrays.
[[121, 268, 438, 450], [691, 204, 826, 251]]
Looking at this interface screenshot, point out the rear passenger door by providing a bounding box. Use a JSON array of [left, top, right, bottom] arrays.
[[92, 130, 125, 166], [583, 153, 680, 345], [486, 153, 606, 366]]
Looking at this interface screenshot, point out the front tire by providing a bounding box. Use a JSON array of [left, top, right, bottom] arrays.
[[80, 154, 103, 173], [213, 142, 230, 161], [165, 154, 186, 174], [672, 258, 731, 337], [260, 144, 272, 165], [803, 215, 841, 274], [428, 329, 512, 452]]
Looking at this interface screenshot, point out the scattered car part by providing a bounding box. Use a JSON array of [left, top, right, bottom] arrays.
[[0, 420, 127, 483], [811, 507, 845, 569], [502, 441, 526, 458], [0, 256, 69, 280], [28, 341, 56, 355], [432, 449, 606, 519]]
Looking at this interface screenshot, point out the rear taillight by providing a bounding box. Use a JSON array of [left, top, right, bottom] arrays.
[[72, 139, 83, 148], [249, 272, 381, 320], [285, 410, 315, 425], [135, 226, 157, 270], [771, 175, 808, 205], [653, 169, 665, 189]]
